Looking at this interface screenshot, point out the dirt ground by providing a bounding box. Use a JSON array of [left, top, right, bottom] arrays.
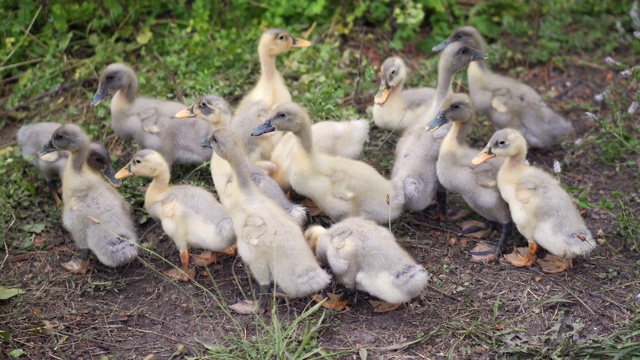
[[1, 37, 639, 359]]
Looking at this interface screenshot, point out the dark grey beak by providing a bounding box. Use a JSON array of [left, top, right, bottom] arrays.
[[251, 119, 276, 136]]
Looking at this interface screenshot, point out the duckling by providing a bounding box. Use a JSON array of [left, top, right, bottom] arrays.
[[472, 129, 596, 272], [373, 56, 435, 133], [237, 28, 311, 112], [263, 118, 370, 193], [392, 43, 487, 212], [91, 63, 213, 165], [305, 218, 429, 312], [433, 26, 573, 148], [252, 102, 404, 224], [17, 123, 125, 209], [203, 128, 330, 314], [426, 94, 512, 261], [115, 150, 236, 282], [37, 124, 138, 274], [179, 98, 307, 224]]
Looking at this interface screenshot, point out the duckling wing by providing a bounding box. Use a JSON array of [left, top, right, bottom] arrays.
[[163, 186, 227, 219], [326, 229, 356, 276], [469, 154, 504, 188]]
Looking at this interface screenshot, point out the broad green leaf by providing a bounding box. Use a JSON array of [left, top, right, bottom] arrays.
[[0, 286, 26, 300]]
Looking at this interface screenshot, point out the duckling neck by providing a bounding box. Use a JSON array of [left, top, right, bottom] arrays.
[[259, 51, 278, 83], [505, 148, 527, 169], [448, 121, 470, 146], [434, 65, 455, 108], [227, 151, 254, 191], [70, 141, 91, 172], [294, 124, 314, 154], [148, 165, 171, 192], [112, 76, 138, 107]]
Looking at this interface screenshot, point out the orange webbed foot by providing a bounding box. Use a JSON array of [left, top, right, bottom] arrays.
[[503, 243, 538, 267], [536, 255, 572, 273], [313, 293, 350, 311], [62, 258, 90, 274]]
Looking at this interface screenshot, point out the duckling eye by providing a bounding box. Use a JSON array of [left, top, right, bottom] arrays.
[[455, 34, 462, 39], [93, 156, 103, 163], [452, 104, 460, 110], [106, 74, 115, 81], [390, 70, 396, 76], [199, 102, 206, 108], [278, 112, 286, 118], [498, 140, 506, 146], [55, 134, 63, 140], [460, 49, 468, 55], [278, 35, 285, 40], [135, 159, 141, 164]]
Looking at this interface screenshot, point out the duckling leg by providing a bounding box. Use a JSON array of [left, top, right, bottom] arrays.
[[435, 190, 466, 222], [62, 248, 91, 274], [229, 284, 271, 314], [503, 242, 538, 267], [163, 249, 196, 282], [47, 180, 63, 210], [314, 288, 353, 311], [469, 222, 512, 262], [536, 255, 573, 273], [219, 245, 238, 258], [191, 251, 219, 267]]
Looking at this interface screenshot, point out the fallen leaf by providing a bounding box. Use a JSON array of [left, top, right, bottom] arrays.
[[0, 286, 25, 300], [534, 276, 543, 282], [496, 323, 505, 330]]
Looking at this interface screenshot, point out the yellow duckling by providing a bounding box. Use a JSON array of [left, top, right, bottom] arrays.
[[116, 150, 236, 282], [472, 129, 596, 272], [252, 102, 404, 224]]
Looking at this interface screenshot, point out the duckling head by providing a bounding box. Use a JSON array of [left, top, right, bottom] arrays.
[[115, 149, 167, 180], [251, 102, 308, 136], [91, 63, 137, 106], [472, 129, 527, 165], [38, 124, 89, 155], [87, 142, 122, 187], [374, 56, 409, 105], [201, 128, 245, 162], [259, 29, 311, 57], [175, 95, 231, 126], [432, 26, 486, 52], [426, 93, 475, 131], [439, 42, 488, 79]]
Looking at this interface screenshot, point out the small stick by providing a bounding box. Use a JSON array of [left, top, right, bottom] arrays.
[[352, 26, 366, 107], [0, 81, 80, 117]]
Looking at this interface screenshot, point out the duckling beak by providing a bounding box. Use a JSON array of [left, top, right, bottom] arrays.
[[472, 146, 496, 165], [37, 139, 57, 156], [175, 105, 197, 118], [374, 82, 393, 105], [291, 37, 311, 48], [472, 49, 489, 61], [426, 111, 449, 132], [102, 164, 123, 187], [114, 163, 135, 180], [432, 39, 450, 52], [91, 86, 108, 107], [251, 119, 276, 136], [200, 137, 212, 148]]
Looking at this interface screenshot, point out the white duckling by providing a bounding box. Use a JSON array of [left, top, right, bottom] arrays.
[[392, 42, 487, 212], [472, 129, 596, 272], [115, 150, 236, 282], [251, 102, 404, 224], [37, 124, 138, 274], [373, 56, 435, 133], [204, 128, 330, 314], [91, 63, 213, 165], [433, 26, 573, 148], [426, 94, 512, 260], [305, 217, 429, 312], [17, 122, 120, 207]]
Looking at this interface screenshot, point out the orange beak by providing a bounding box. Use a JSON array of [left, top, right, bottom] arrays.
[[472, 146, 496, 165], [115, 164, 135, 179], [291, 37, 311, 48], [374, 82, 393, 105], [175, 105, 197, 118]]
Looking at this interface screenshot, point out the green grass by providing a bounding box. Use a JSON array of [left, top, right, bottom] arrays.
[[2, 0, 640, 358]]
